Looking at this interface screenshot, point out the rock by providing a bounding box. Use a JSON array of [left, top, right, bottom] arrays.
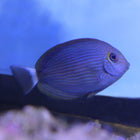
[[0, 105, 137, 140]]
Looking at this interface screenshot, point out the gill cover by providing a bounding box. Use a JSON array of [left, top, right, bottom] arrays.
[[104, 60, 118, 76]]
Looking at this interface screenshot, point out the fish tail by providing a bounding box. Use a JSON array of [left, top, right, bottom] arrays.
[[10, 65, 38, 95]]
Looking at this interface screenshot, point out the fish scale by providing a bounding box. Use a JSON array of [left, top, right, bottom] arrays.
[[35, 38, 129, 100]]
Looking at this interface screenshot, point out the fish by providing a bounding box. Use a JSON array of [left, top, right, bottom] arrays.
[[11, 38, 129, 100]]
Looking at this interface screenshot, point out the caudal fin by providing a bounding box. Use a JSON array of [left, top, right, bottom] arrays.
[[10, 65, 38, 94]]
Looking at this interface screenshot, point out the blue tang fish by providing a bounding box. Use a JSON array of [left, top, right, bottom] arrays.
[[11, 38, 129, 100]]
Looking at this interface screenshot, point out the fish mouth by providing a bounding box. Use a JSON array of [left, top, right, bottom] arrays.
[[122, 61, 130, 75], [126, 62, 130, 71]]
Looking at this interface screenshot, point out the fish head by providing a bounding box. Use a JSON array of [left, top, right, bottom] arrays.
[[103, 47, 130, 77], [96, 45, 130, 92]]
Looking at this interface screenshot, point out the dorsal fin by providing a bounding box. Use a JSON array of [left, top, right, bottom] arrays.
[[10, 65, 38, 94]]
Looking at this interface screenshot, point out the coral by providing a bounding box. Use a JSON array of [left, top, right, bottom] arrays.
[[0, 106, 137, 140]]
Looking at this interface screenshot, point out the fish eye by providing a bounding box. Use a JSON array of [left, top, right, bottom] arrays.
[[108, 53, 118, 63]]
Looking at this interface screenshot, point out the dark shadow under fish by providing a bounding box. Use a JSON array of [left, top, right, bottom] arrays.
[[0, 73, 140, 129]]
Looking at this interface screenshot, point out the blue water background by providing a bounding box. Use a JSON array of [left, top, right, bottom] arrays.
[[0, 0, 138, 97]]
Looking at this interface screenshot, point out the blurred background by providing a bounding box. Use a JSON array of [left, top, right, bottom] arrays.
[[0, 0, 139, 97]]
